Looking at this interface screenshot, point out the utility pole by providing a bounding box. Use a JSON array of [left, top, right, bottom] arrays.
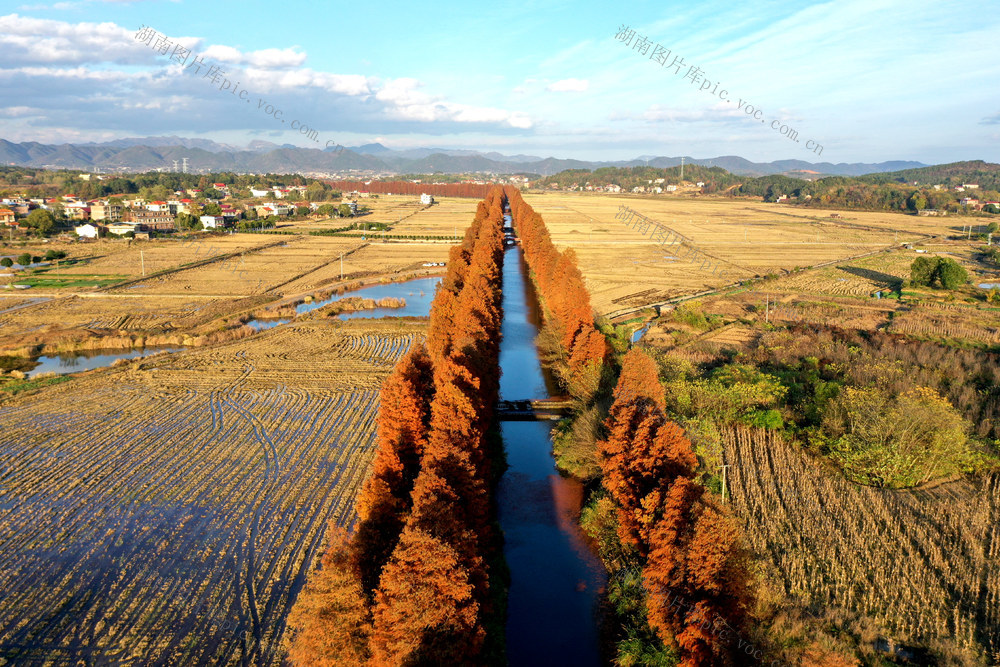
[[181, 157, 188, 174], [718, 464, 731, 504], [765, 295, 770, 323], [140, 250, 145, 276], [680, 156, 684, 182]]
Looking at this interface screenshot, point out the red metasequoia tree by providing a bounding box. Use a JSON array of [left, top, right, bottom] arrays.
[[501, 186, 606, 397], [286, 525, 372, 665], [370, 526, 485, 665], [597, 347, 753, 666], [352, 345, 434, 595], [643, 497, 752, 667], [291, 188, 508, 666]]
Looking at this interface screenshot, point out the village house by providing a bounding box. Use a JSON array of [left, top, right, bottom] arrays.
[[107, 222, 139, 236], [249, 188, 270, 198], [126, 209, 174, 231], [0, 208, 15, 225], [74, 223, 101, 239], [199, 215, 225, 229], [255, 202, 293, 217], [63, 203, 91, 221], [89, 202, 123, 222], [420, 193, 434, 205]]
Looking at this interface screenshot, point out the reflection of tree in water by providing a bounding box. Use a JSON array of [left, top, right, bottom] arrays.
[[57, 350, 110, 369]]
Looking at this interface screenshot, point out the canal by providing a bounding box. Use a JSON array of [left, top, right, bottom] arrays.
[[497, 239, 605, 665]]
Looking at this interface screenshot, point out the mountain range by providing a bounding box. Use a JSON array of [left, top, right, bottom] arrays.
[[0, 138, 926, 178]]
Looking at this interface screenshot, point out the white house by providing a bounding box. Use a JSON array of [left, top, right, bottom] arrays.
[[250, 188, 270, 198], [420, 193, 434, 205], [75, 223, 100, 239], [200, 215, 225, 229]]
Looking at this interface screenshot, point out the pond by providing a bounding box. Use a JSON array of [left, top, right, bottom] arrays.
[[246, 276, 443, 331], [25, 347, 185, 378]]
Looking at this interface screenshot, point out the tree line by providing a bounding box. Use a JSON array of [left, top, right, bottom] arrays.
[[503, 186, 608, 398], [286, 187, 509, 665], [0, 167, 342, 202], [596, 349, 754, 666], [326, 180, 493, 199], [505, 188, 753, 664]]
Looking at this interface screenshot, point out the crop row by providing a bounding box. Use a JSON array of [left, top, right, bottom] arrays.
[[0, 331, 410, 665], [723, 424, 1000, 656]]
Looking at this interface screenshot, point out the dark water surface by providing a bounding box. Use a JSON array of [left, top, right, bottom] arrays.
[[497, 243, 604, 666]]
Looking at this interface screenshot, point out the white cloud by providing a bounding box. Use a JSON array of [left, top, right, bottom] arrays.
[[0, 13, 535, 140], [375, 77, 533, 128], [201, 44, 306, 69], [547, 78, 589, 92], [0, 13, 166, 65]]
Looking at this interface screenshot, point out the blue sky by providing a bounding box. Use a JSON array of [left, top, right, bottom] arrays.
[[1, 0, 999, 164]]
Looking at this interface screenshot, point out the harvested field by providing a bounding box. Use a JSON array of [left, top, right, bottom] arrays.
[[522, 193, 928, 315], [107, 236, 363, 297], [0, 317, 423, 665], [888, 302, 1000, 345], [0, 294, 271, 354], [275, 242, 449, 295], [390, 196, 480, 236], [724, 425, 1000, 660]]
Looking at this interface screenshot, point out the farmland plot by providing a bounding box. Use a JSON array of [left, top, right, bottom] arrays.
[[521, 193, 908, 315], [0, 318, 423, 665], [723, 425, 1000, 659]]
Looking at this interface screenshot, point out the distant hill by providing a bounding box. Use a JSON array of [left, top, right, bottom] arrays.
[[0, 137, 930, 177], [856, 160, 1000, 190]]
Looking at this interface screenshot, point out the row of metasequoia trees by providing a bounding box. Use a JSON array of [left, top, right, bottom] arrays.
[[504, 188, 754, 664], [326, 180, 493, 199], [601, 348, 754, 667], [286, 187, 508, 665], [502, 186, 608, 398]]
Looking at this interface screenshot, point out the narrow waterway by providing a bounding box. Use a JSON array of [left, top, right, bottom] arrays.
[[497, 240, 605, 666]]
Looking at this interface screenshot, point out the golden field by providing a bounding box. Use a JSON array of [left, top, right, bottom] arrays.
[[521, 192, 970, 315]]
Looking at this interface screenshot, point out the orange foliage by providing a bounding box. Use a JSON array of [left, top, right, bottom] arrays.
[[353, 345, 434, 595], [597, 347, 754, 665], [293, 188, 508, 665], [503, 187, 606, 397], [613, 347, 666, 412], [286, 525, 372, 665], [371, 527, 485, 666]]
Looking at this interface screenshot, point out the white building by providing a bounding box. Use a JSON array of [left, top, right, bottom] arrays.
[[420, 193, 434, 205], [200, 215, 225, 229], [250, 188, 270, 198], [75, 223, 100, 239]]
